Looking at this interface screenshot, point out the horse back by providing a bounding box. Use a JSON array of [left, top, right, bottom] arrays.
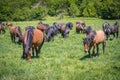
[[94, 30, 105, 44], [32, 29, 44, 46]]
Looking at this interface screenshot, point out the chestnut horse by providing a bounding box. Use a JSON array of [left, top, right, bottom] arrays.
[[37, 22, 49, 33], [83, 30, 106, 57], [22, 27, 44, 61], [76, 21, 86, 33], [9, 26, 23, 43]]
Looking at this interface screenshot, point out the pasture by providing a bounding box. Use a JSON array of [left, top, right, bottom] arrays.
[[0, 17, 120, 80]]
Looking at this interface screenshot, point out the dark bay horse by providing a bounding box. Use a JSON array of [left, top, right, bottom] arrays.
[[0, 23, 5, 34], [103, 21, 119, 40], [9, 26, 23, 43], [83, 30, 106, 57], [59, 22, 73, 38], [76, 21, 86, 33], [22, 28, 44, 61]]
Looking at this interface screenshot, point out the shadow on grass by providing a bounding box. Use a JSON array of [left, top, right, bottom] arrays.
[[79, 54, 90, 60]]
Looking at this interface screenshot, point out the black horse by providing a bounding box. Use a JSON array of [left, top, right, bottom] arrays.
[[45, 26, 55, 42], [103, 21, 119, 40], [62, 22, 73, 38]]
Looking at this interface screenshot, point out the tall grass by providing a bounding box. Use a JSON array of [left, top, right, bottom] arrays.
[[0, 17, 120, 80]]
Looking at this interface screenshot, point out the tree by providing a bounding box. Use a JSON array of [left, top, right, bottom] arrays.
[[68, 3, 79, 17]]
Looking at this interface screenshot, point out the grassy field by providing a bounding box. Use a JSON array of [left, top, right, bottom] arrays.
[[0, 17, 120, 80]]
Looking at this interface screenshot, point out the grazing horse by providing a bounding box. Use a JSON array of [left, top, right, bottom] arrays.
[[9, 26, 23, 43], [76, 21, 86, 33], [59, 22, 73, 38], [109, 21, 119, 38], [83, 30, 106, 57], [103, 21, 119, 40], [45, 26, 55, 42], [0, 23, 5, 34], [22, 28, 44, 61]]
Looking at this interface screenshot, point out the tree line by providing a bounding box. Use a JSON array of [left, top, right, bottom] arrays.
[[0, 0, 120, 21]]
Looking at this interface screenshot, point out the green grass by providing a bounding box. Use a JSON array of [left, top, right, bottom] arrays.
[[0, 17, 120, 80]]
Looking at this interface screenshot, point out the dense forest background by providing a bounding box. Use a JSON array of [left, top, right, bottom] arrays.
[[0, 0, 120, 21]]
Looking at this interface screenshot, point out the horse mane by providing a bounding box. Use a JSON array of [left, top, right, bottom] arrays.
[[86, 26, 92, 35], [26, 29, 34, 48], [87, 31, 96, 42]]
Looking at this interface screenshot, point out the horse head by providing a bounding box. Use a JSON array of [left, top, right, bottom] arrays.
[[83, 31, 96, 52]]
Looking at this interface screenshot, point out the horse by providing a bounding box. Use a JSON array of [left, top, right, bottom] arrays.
[[102, 22, 111, 40], [83, 30, 106, 57], [109, 21, 119, 38], [9, 26, 23, 43], [103, 21, 119, 40], [76, 21, 86, 33], [59, 22, 73, 38], [22, 28, 44, 61], [45, 26, 55, 42], [0, 23, 5, 34]]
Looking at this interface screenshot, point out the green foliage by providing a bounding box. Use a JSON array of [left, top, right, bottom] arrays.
[[32, 6, 48, 20], [83, 3, 97, 17], [0, 0, 120, 21], [68, 3, 79, 17]]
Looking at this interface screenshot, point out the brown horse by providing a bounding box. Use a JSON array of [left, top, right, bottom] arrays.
[[37, 22, 49, 32], [22, 28, 44, 61], [0, 23, 5, 34], [9, 26, 23, 43], [83, 30, 106, 57], [76, 21, 86, 33]]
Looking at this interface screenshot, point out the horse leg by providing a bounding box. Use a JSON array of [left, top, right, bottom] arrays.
[[116, 32, 118, 38], [52, 34, 54, 41], [35, 47, 38, 58], [96, 44, 99, 57], [113, 33, 115, 39], [92, 45, 96, 57], [102, 42, 106, 54], [32, 47, 35, 58], [10, 33, 14, 42], [88, 46, 92, 58], [37, 39, 44, 57], [22, 47, 25, 59]]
